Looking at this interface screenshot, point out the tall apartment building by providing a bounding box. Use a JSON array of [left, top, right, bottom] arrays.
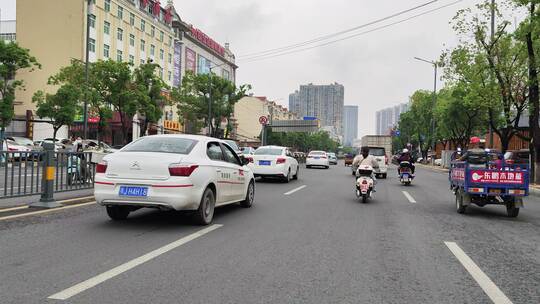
[[14, 0, 236, 142], [375, 102, 409, 135], [343, 105, 358, 146], [289, 83, 344, 135]]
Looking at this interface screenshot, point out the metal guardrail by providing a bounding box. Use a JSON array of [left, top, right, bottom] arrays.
[[0, 149, 96, 199]]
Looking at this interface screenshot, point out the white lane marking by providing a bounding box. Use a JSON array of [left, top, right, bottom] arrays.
[[402, 191, 417, 203], [48, 224, 223, 300], [0, 206, 29, 213], [0, 202, 96, 221], [284, 185, 307, 196], [444, 242, 513, 304]]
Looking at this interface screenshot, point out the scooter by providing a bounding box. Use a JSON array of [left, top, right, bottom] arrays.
[[399, 161, 414, 186], [356, 164, 375, 203]]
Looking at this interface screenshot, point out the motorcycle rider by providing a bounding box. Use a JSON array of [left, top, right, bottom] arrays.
[[397, 148, 415, 176], [353, 146, 380, 186]]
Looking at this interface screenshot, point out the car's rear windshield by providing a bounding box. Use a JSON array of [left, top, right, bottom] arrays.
[[122, 137, 197, 154], [369, 148, 385, 156], [255, 148, 283, 156], [309, 151, 325, 155]]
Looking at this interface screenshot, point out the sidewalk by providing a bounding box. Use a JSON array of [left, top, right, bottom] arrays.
[[417, 163, 540, 197]]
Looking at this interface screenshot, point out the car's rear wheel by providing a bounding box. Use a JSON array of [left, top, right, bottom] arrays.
[[293, 166, 299, 180], [456, 191, 466, 214], [283, 169, 291, 183], [106, 206, 130, 220], [240, 181, 255, 208], [196, 188, 215, 225]]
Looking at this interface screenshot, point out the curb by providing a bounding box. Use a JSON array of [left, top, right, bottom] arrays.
[[0, 195, 95, 211]]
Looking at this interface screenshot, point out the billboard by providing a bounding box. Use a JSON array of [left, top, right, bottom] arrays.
[[185, 47, 196, 72], [270, 120, 319, 133], [173, 41, 182, 87], [197, 55, 211, 74]]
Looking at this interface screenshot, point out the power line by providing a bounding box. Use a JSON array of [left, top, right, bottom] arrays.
[[238, 0, 441, 59], [240, 0, 463, 63]]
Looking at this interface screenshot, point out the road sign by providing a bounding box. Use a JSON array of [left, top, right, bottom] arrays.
[[395, 130, 401, 136], [259, 116, 268, 125]]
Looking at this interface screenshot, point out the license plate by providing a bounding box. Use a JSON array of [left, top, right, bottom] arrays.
[[259, 160, 271, 166], [314, 157, 320, 159], [119, 186, 148, 197]]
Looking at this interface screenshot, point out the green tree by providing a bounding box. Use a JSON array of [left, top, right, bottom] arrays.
[[91, 60, 137, 144], [132, 63, 167, 137], [32, 84, 80, 141], [173, 71, 250, 137], [0, 40, 40, 142]]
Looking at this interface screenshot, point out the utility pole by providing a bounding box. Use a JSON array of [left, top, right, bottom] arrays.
[[414, 57, 438, 158], [83, 0, 93, 140], [488, 0, 495, 148]]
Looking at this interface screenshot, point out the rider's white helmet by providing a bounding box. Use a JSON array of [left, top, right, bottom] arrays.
[[402, 148, 409, 153]]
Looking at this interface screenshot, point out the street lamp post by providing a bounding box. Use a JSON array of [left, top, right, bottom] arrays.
[[83, 0, 93, 140], [207, 62, 232, 137], [414, 57, 438, 157]]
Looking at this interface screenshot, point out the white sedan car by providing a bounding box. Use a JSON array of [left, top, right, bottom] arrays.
[[94, 135, 255, 225], [306, 151, 330, 169], [247, 145, 299, 182]]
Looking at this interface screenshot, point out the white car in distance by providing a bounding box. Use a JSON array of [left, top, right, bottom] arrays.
[[306, 151, 330, 169], [247, 146, 299, 182], [94, 135, 255, 225]]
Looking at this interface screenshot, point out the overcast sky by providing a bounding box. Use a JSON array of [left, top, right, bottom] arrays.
[[0, 0, 478, 138]]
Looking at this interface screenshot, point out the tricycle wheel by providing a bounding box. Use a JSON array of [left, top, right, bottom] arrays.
[[506, 203, 519, 218], [456, 191, 466, 214]]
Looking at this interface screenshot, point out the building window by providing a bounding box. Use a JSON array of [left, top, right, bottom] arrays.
[[117, 50, 123, 62], [160, 31, 164, 42], [129, 34, 135, 47], [117, 6, 123, 19], [140, 59, 145, 65], [168, 71, 171, 81], [104, 0, 111, 12], [140, 39, 145, 52], [150, 25, 155, 37], [130, 13, 135, 26], [169, 36, 172, 46], [104, 21, 110, 35], [159, 49, 164, 60], [103, 44, 110, 58], [140, 19, 145, 32], [150, 44, 155, 56], [117, 28, 123, 41], [168, 53, 172, 64], [159, 68, 163, 79], [89, 14, 96, 28], [88, 38, 96, 53], [129, 55, 134, 64]]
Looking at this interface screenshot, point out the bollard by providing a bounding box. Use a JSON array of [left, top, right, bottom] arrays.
[[30, 142, 61, 208]]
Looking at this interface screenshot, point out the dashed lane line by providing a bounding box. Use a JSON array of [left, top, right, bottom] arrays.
[[444, 241, 513, 304], [284, 185, 307, 196], [48, 224, 223, 300], [402, 191, 417, 203]]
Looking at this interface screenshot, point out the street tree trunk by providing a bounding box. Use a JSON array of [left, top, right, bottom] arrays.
[[526, 3, 540, 183]]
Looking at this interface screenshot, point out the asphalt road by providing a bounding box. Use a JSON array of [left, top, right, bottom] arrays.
[[0, 163, 538, 304]]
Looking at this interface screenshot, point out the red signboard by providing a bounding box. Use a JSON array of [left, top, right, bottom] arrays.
[[189, 27, 225, 57], [470, 170, 524, 185]]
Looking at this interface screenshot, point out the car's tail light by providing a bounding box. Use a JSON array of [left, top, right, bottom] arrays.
[[169, 164, 199, 176], [307, 156, 313, 159], [96, 161, 108, 173], [321, 156, 327, 159], [246, 157, 253, 163], [276, 158, 286, 164], [8, 147, 17, 151]]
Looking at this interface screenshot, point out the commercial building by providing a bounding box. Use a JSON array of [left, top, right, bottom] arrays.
[[343, 105, 358, 146], [14, 0, 236, 143], [375, 102, 409, 135], [0, 20, 16, 42], [234, 96, 299, 146], [289, 83, 344, 136]]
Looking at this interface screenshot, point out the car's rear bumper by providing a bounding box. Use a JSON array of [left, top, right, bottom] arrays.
[[249, 164, 287, 176], [94, 177, 202, 211], [306, 159, 329, 166]]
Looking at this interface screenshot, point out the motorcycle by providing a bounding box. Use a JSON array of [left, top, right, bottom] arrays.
[[399, 161, 414, 186], [355, 164, 375, 203]]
